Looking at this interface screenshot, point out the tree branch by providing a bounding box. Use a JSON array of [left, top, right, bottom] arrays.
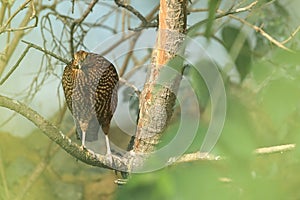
[[281, 25, 300, 45], [70, 0, 99, 55], [173, 143, 297, 164], [187, 1, 294, 52], [227, 14, 293, 52], [0, 94, 127, 171], [133, 0, 188, 153], [0, 0, 33, 34], [21, 40, 69, 64], [0, 40, 69, 85], [0, 0, 37, 76], [187, 1, 257, 36], [114, 0, 148, 26], [254, 143, 296, 155], [0, 45, 31, 85], [0, 94, 297, 176]]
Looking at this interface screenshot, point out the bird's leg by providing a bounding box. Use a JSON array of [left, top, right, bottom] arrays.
[[79, 122, 88, 150], [80, 131, 86, 150], [105, 134, 113, 164]]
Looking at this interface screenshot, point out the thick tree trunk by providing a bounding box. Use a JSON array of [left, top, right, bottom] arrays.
[[133, 0, 187, 153]]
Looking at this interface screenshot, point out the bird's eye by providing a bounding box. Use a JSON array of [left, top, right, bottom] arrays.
[[72, 60, 80, 69]]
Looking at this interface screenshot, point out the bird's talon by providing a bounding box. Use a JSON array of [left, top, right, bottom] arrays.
[[114, 178, 128, 185], [80, 145, 86, 151], [87, 149, 98, 158], [87, 149, 94, 154], [106, 154, 113, 166]]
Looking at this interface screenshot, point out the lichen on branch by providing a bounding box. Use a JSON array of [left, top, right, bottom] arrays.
[[134, 0, 188, 153]]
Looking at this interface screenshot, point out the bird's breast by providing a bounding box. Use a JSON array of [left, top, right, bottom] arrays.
[[70, 70, 97, 118]]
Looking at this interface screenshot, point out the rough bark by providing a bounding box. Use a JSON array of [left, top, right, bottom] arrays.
[[134, 0, 187, 153]]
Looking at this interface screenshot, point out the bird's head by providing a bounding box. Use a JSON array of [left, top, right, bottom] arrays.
[[72, 50, 88, 69]]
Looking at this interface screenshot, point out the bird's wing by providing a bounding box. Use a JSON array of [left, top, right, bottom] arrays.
[[86, 53, 119, 131], [62, 64, 75, 112]]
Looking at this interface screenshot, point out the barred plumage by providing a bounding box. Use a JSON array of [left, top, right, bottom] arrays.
[[62, 50, 118, 159]]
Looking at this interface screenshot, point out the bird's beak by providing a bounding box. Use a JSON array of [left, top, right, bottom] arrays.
[[73, 60, 82, 69]]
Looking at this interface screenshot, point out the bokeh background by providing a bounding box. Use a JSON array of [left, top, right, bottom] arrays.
[[0, 0, 300, 199]]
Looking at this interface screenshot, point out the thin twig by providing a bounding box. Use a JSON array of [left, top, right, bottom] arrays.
[[0, 46, 31, 85], [21, 40, 69, 64], [98, 32, 137, 56], [281, 25, 300, 45], [119, 77, 141, 95], [0, 2, 7, 25], [118, 3, 159, 76], [119, 32, 141, 77], [188, 1, 258, 35], [131, 51, 151, 67], [75, 0, 99, 24], [70, 0, 99, 55], [0, 1, 37, 76], [235, 1, 258, 12], [188, 8, 209, 13], [174, 143, 296, 164], [228, 14, 293, 52], [0, 0, 33, 33], [188, 1, 293, 52], [1, 15, 38, 33], [114, 0, 148, 26], [254, 143, 296, 155], [72, 0, 75, 13], [175, 152, 223, 164]]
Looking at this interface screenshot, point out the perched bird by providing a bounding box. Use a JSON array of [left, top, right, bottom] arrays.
[[62, 50, 119, 161]]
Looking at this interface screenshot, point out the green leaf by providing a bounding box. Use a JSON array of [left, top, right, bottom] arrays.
[[184, 61, 211, 112], [222, 26, 252, 81], [236, 50, 252, 81], [205, 0, 221, 38]]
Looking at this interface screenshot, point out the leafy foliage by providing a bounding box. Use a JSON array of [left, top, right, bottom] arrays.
[[222, 25, 252, 81]]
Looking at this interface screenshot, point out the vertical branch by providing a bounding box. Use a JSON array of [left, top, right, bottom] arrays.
[[0, 2, 7, 25], [69, 0, 99, 55], [133, 0, 187, 153]]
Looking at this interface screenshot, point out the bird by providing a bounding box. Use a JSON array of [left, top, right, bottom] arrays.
[[62, 50, 119, 162]]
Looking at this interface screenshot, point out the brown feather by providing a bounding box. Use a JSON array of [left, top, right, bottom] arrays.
[[62, 51, 118, 142]]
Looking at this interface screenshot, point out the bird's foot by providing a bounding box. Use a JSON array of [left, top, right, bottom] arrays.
[[114, 178, 128, 185], [86, 148, 96, 157], [129, 150, 136, 157], [105, 152, 114, 167], [80, 145, 86, 151]]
